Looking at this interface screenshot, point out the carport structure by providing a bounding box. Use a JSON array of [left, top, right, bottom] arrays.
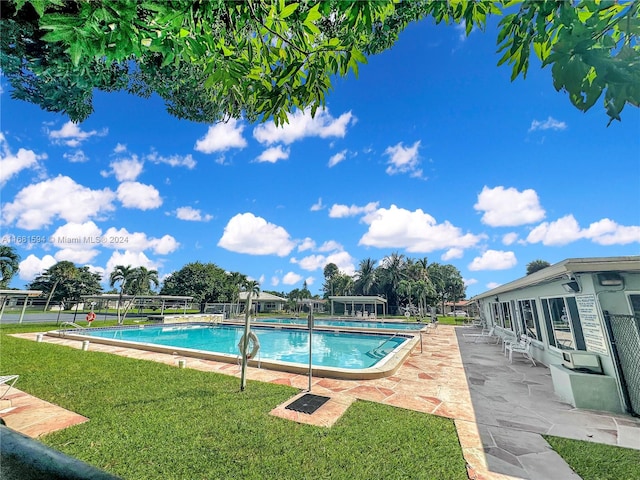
[[0, 290, 43, 323], [81, 294, 194, 316], [328, 295, 388, 318]]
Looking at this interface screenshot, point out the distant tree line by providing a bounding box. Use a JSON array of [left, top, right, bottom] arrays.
[[323, 253, 465, 315], [1, 243, 468, 315]]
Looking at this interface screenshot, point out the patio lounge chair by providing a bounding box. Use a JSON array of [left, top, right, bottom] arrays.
[[0, 375, 19, 400], [463, 326, 499, 344], [505, 335, 536, 366]]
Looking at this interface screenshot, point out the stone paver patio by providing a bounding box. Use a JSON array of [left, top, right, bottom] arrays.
[[3, 325, 639, 479]]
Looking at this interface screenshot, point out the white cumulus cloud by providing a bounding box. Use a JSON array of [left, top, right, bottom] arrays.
[[49, 221, 102, 262], [297, 237, 316, 252], [18, 254, 56, 281], [0, 133, 47, 186], [384, 141, 422, 177], [584, 218, 640, 245], [116, 182, 162, 210], [526, 215, 582, 246], [62, 150, 88, 163], [359, 205, 485, 253], [310, 198, 324, 211], [328, 150, 347, 167], [108, 155, 144, 182], [194, 119, 247, 153], [329, 202, 379, 218], [442, 248, 463, 260], [529, 116, 567, 132], [468, 250, 517, 271], [253, 108, 355, 145], [105, 251, 157, 276], [502, 232, 519, 245], [474, 186, 546, 227], [194, 118, 247, 153], [101, 227, 179, 254], [2, 175, 116, 230], [282, 271, 303, 285], [256, 146, 290, 163], [146, 151, 196, 169], [48, 121, 107, 147], [526, 215, 640, 246], [218, 213, 296, 256], [175, 206, 212, 222]]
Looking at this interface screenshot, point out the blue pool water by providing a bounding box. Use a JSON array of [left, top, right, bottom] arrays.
[[257, 317, 425, 331], [81, 324, 409, 369]]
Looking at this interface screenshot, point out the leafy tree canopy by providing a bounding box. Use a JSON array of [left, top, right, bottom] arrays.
[[160, 261, 245, 305], [1, 0, 637, 125], [526, 259, 552, 275], [28, 261, 102, 306], [0, 245, 21, 289]]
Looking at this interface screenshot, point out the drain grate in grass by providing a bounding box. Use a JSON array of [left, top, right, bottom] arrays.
[[285, 394, 330, 415]]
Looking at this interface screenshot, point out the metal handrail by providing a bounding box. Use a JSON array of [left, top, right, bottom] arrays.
[[60, 322, 84, 329], [371, 332, 401, 357]]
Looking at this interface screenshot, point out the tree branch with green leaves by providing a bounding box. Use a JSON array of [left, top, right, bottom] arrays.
[[1, 0, 637, 125]]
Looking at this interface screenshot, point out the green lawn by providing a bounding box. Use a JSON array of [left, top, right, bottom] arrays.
[[3, 323, 638, 480], [544, 436, 640, 480], [1, 323, 467, 479]]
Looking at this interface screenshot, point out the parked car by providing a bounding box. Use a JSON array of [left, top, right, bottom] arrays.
[[451, 310, 467, 317]]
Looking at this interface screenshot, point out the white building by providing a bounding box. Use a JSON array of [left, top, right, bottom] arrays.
[[472, 256, 640, 416]]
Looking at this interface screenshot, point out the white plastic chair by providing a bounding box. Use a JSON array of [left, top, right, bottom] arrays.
[[463, 326, 499, 343], [506, 336, 536, 366], [0, 375, 19, 400]]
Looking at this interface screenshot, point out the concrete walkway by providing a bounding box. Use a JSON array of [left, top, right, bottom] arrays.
[[455, 328, 639, 479], [4, 326, 639, 480]]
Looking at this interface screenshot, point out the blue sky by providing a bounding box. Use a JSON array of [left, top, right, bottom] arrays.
[[1, 18, 639, 298]]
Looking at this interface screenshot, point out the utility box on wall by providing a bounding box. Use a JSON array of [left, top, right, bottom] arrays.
[[561, 350, 603, 374]]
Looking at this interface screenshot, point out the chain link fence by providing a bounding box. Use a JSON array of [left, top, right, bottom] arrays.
[[607, 313, 640, 416]]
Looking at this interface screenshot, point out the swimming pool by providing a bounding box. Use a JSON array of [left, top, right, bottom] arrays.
[[51, 323, 418, 379], [256, 317, 426, 331]]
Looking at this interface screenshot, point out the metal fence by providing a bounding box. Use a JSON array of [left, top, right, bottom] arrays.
[[606, 312, 640, 416]]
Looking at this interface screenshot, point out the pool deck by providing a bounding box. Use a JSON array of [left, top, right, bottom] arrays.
[[3, 326, 640, 480]]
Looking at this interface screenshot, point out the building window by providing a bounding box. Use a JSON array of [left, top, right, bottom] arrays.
[[501, 302, 513, 330], [518, 299, 541, 341], [628, 294, 640, 316], [541, 296, 586, 350], [491, 303, 502, 327]]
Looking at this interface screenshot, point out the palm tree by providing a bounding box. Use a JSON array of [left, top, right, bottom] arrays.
[[131, 266, 159, 295], [110, 265, 135, 324], [0, 245, 20, 289], [323, 263, 339, 297], [413, 279, 434, 318], [379, 252, 407, 313], [354, 257, 377, 295], [226, 271, 247, 316], [397, 279, 415, 314], [42, 261, 77, 312]]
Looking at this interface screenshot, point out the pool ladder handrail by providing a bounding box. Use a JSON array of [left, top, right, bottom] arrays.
[[370, 331, 402, 358], [60, 322, 85, 329]]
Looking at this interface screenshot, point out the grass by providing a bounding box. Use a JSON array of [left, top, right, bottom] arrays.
[[1, 323, 467, 479], [544, 436, 640, 480]]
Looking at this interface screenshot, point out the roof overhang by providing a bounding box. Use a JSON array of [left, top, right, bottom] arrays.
[[0, 289, 42, 297], [81, 294, 193, 301], [472, 256, 640, 301], [328, 295, 387, 304]]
